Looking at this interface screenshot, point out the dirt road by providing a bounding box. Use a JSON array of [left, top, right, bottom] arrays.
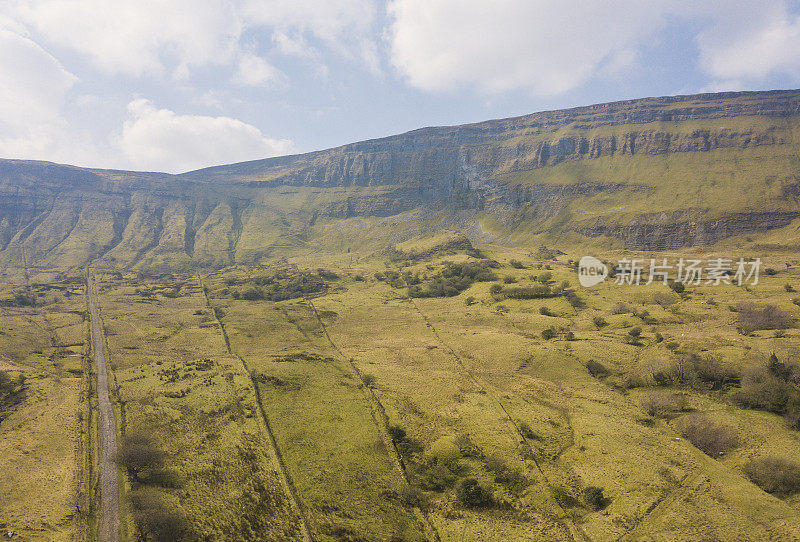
[[88, 276, 119, 542]]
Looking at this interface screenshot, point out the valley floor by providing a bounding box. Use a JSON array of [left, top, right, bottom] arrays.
[[3, 242, 800, 541]]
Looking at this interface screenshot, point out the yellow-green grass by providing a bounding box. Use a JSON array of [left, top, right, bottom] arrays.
[[204, 288, 427, 542], [94, 273, 304, 541], [0, 280, 88, 541]]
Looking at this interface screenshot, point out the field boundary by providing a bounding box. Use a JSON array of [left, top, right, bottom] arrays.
[[307, 300, 443, 542], [200, 277, 314, 542], [409, 298, 589, 542]]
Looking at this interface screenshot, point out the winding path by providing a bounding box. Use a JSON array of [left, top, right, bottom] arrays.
[[88, 274, 119, 542]]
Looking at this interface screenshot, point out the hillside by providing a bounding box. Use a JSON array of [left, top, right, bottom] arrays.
[[2, 89, 800, 273]]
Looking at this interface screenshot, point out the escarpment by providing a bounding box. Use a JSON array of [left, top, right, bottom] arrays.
[[2, 88, 800, 271]]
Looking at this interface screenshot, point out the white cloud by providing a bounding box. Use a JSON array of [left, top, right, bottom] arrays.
[[233, 53, 288, 88], [387, 0, 800, 96], [387, 0, 673, 95], [0, 25, 78, 160], [696, 2, 800, 83], [10, 0, 241, 77], [115, 99, 293, 173], [241, 0, 380, 70]]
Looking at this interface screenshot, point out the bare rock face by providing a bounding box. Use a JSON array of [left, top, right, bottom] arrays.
[[2, 89, 800, 270]]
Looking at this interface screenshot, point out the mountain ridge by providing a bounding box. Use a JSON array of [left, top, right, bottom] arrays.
[[2, 88, 800, 272]]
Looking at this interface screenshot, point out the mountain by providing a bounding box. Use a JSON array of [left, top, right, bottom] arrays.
[[2, 89, 800, 272]]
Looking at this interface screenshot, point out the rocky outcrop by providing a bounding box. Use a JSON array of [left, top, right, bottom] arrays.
[[1, 89, 800, 269]]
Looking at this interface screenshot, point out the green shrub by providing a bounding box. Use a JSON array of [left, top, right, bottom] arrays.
[[503, 275, 517, 284], [388, 425, 407, 443], [583, 486, 608, 510], [418, 464, 456, 491], [518, 421, 539, 440], [610, 302, 630, 315], [485, 455, 530, 496], [541, 327, 557, 340], [732, 366, 795, 414], [668, 281, 685, 294], [549, 485, 578, 508], [456, 478, 492, 507], [587, 360, 609, 378], [593, 315, 608, 328], [398, 485, 428, 508], [509, 259, 526, 269], [540, 306, 554, 316], [240, 287, 264, 300], [0, 371, 26, 419]]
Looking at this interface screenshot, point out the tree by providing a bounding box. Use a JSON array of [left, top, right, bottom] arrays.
[[116, 434, 166, 483], [456, 478, 491, 507], [129, 488, 190, 542]]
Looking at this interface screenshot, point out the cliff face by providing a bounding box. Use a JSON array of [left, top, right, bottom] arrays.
[[2, 89, 800, 271]]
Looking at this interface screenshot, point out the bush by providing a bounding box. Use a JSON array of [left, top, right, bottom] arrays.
[[426, 436, 461, 469], [610, 302, 631, 315], [408, 261, 498, 298], [624, 326, 643, 345], [418, 463, 456, 491], [0, 370, 26, 417], [737, 302, 791, 333], [732, 366, 795, 414], [652, 292, 679, 307], [785, 283, 795, 292], [129, 488, 190, 542], [398, 485, 428, 508], [744, 457, 800, 494], [539, 306, 554, 316], [240, 287, 265, 301], [485, 455, 530, 496], [518, 421, 539, 440], [668, 281, 685, 294], [677, 414, 737, 456], [317, 268, 339, 280], [564, 331, 576, 341], [361, 373, 376, 388], [541, 327, 557, 340], [388, 425, 407, 443], [509, 259, 526, 269], [549, 485, 578, 508], [456, 478, 492, 507], [503, 275, 517, 284], [587, 360, 609, 378], [116, 434, 166, 482], [640, 391, 687, 417], [592, 315, 608, 328], [464, 295, 476, 306], [583, 486, 608, 510]]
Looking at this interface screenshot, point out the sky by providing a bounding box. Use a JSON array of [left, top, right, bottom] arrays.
[[2, 1, 800, 174]]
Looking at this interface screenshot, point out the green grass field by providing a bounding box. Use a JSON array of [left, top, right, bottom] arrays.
[[3, 237, 800, 541]]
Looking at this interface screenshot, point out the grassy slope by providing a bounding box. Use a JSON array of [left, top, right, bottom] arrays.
[[0, 281, 87, 541]]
